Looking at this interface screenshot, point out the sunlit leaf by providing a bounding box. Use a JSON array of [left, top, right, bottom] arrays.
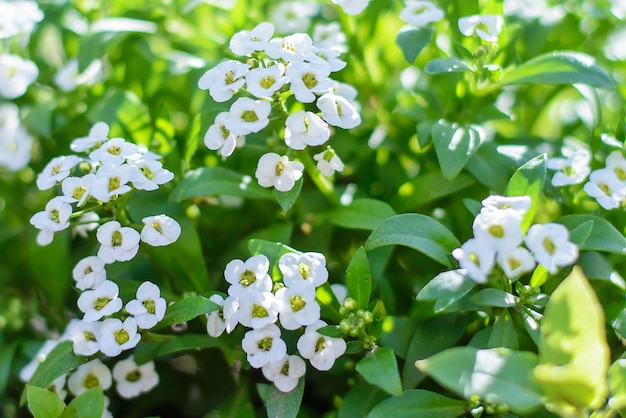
[[26, 385, 65, 418], [505, 154, 547, 233], [346, 247, 371, 310], [326, 198, 396, 230], [431, 120, 480, 181], [28, 341, 88, 390], [416, 270, 477, 313], [368, 389, 466, 418], [396, 26, 433, 64], [273, 177, 303, 212], [67, 387, 104, 418], [425, 58, 473, 74], [356, 346, 403, 397], [558, 215, 626, 255], [265, 378, 304, 418]]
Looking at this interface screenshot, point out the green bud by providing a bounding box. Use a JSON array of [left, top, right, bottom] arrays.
[[343, 297, 357, 311]]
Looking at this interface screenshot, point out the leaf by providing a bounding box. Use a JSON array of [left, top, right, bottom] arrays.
[[533, 267, 610, 410], [470, 289, 518, 308], [338, 383, 389, 418], [608, 359, 626, 412], [431, 121, 481, 180], [29, 341, 88, 389], [346, 247, 372, 310], [67, 387, 104, 418], [0, 341, 16, 397], [396, 26, 434, 64], [558, 214, 626, 255], [326, 198, 396, 231], [416, 270, 477, 313], [393, 171, 476, 211], [356, 346, 403, 397], [464, 142, 514, 193], [416, 347, 543, 414], [365, 214, 460, 267], [530, 265, 549, 287], [500, 51, 614, 89], [316, 283, 342, 323], [247, 239, 299, 271], [505, 153, 547, 233], [424, 57, 473, 74], [134, 334, 226, 365], [273, 177, 303, 212], [265, 378, 304, 418], [367, 389, 467, 418], [155, 295, 220, 329], [487, 310, 519, 349], [170, 167, 273, 202], [26, 385, 66, 418]]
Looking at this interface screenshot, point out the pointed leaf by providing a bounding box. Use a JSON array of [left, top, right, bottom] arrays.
[[26, 385, 66, 418], [29, 341, 88, 389], [431, 121, 481, 180], [487, 310, 519, 349], [425, 57, 473, 74], [396, 26, 434, 64], [265, 378, 304, 418], [67, 387, 104, 418], [326, 198, 396, 230], [558, 214, 626, 255], [470, 289, 518, 308], [356, 346, 403, 397], [338, 383, 389, 418], [505, 154, 547, 233], [346, 247, 371, 310], [170, 167, 273, 202], [155, 295, 220, 329], [368, 389, 466, 418], [273, 177, 303, 212], [416, 270, 477, 313]]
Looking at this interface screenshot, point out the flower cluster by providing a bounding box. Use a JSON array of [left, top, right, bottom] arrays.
[[207, 252, 346, 392], [452, 195, 578, 283], [198, 21, 360, 191]]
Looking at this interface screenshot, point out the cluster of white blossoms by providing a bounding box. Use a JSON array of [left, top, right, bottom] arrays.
[[452, 195, 578, 283], [0, 102, 34, 171], [198, 21, 359, 192], [206, 252, 347, 392]]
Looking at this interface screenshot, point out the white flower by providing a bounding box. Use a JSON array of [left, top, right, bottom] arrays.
[[229, 22, 275, 56], [0, 53, 38, 99], [0, 103, 32, 171], [72, 212, 100, 239], [245, 64, 288, 99], [583, 168, 626, 210], [276, 280, 320, 330], [36, 155, 82, 190], [525, 223, 578, 274], [316, 93, 361, 129], [19, 339, 59, 383], [297, 320, 346, 371], [225, 97, 272, 135], [472, 208, 523, 252], [29, 196, 73, 246], [480, 195, 532, 217], [0, 1, 43, 39], [331, 0, 371, 15], [130, 159, 174, 191], [262, 354, 306, 392], [48, 374, 67, 401], [328, 81, 358, 100], [605, 151, 626, 183], [237, 290, 279, 329], [69, 320, 101, 356], [91, 163, 134, 203], [67, 359, 112, 396], [305, 47, 346, 72], [140, 214, 181, 246], [206, 294, 226, 337], [98, 317, 141, 357], [89, 138, 139, 165], [458, 14, 503, 42], [198, 60, 250, 102], [313, 23, 347, 52], [314, 148, 344, 176], [70, 122, 109, 153], [270, 2, 318, 34], [96, 221, 141, 263], [400, 1, 445, 26], [266, 33, 313, 63], [54, 58, 103, 92], [279, 252, 329, 287], [77, 280, 123, 322], [451, 238, 496, 283], [547, 149, 591, 187], [285, 110, 331, 150], [125, 281, 167, 329], [112, 357, 159, 399], [73, 256, 107, 290], [61, 174, 96, 207], [204, 111, 244, 157], [496, 247, 536, 279], [286, 62, 334, 103], [241, 324, 287, 368], [223, 295, 240, 333], [225, 254, 273, 297], [255, 153, 304, 192]]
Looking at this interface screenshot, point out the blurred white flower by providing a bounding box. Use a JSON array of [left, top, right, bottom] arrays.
[[262, 354, 306, 392], [242, 324, 287, 368], [98, 317, 141, 357], [331, 0, 371, 15], [313, 22, 347, 52], [96, 221, 141, 263], [496, 247, 536, 279], [125, 281, 167, 329], [255, 153, 304, 192], [0, 53, 38, 99], [206, 294, 226, 337], [225, 97, 272, 135], [0, 1, 43, 39], [305, 47, 346, 72], [89, 138, 139, 165], [285, 110, 331, 150], [472, 208, 523, 253], [279, 252, 328, 288], [605, 151, 626, 182], [67, 359, 112, 396], [69, 320, 101, 356], [480, 195, 532, 217], [314, 148, 344, 176], [29, 196, 73, 246], [583, 168, 626, 210], [19, 339, 59, 382], [77, 280, 123, 322], [547, 149, 591, 187], [113, 357, 159, 399], [72, 212, 100, 239], [525, 223, 578, 274], [70, 122, 109, 153], [54, 58, 103, 92], [229, 22, 275, 56], [270, 2, 318, 34], [458, 14, 503, 42], [400, 1, 445, 26], [0, 103, 32, 171], [266, 33, 313, 63], [204, 111, 244, 157], [297, 320, 346, 371]]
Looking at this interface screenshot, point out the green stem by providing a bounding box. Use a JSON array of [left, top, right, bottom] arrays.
[[297, 149, 340, 205]]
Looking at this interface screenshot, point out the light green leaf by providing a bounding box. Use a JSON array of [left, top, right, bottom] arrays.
[[558, 215, 626, 255], [26, 385, 65, 418], [396, 26, 433, 64], [265, 378, 304, 418], [530, 265, 549, 288], [470, 289, 518, 308], [505, 154, 547, 233], [533, 267, 610, 411], [608, 359, 626, 412], [273, 177, 303, 212], [431, 121, 480, 180], [416, 270, 477, 313], [356, 346, 403, 397], [367, 389, 466, 418], [346, 247, 371, 310], [29, 341, 88, 390], [416, 347, 543, 414], [326, 198, 396, 231], [424, 57, 473, 74], [500, 51, 614, 89], [365, 214, 460, 267], [155, 295, 220, 329], [67, 387, 104, 418], [316, 282, 342, 323], [170, 167, 273, 202]]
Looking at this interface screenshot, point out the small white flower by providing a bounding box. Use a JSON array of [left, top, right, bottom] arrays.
[[285, 110, 331, 150], [112, 357, 159, 399], [314, 148, 344, 176], [583, 168, 626, 210], [286, 62, 334, 103], [297, 320, 346, 371], [241, 324, 287, 368], [262, 354, 306, 392], [73, 255, 107, 290], [496, 247, 536, 279], [237, 290, 279, 329], [458, 14, 503, 42], [313, 23, 347, 52], [245, 64, 288, 99], [525, 223, 578, 274], [225, 254, 273, 297], [605, 151, 626, 183], [36, 155, 82, 190], [125, 281, 167, 329], [0, 53, 38, 99], [305, 47, 346, 72], [67, 359, 112, 396], [547, 149, 591, 187], [331, 0, 371, 15], [223, 295, 240, 333], [54, 58, 103, 92], [89, 138, 139, 165], [198, 60, 250, 102], [61, 174, 96, 207], [77, 280, 123, 322], [400, 1, 445, 26], [96, 221, 141, 264], [451, 238, 496, 283], [0, 103, 32, 171], [98, 317, 142, 357], [130, 159, 174, 191], [328, 81, 358, 101], [279, 252, 329, 287], [140, 215, 181, 246], [255, 153, 304, 192], [276, 280, 320, 330], [472, 208, 523, 252], [270, 2, 318, 34], [29, 196, 73, 246], [206, 294, 226, 337], [229, 22, 275, 56], [266, 33, 313, 63], [204, 111, 244, 157], [72, 212, 100, 239], [480, 195, 532, 217], [91, 163, 134, 203], [226, 97, 272, 136], [69, 320, 101, 356], [316, 93, 361, 129], [70, 122, 109, 153]]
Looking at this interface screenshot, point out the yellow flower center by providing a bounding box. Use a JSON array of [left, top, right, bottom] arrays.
[[114, 328, 130, 345], [302, 72, 318, 89], [108, 176, 121, 192], [151, 221, 163, 234], [252, 304, 269, 318], [93, 297, 111, 311], [143, 299, 156, 314], [126, 370, 141, 382], [258, 337, 273, 351], [107, 145, 121, 156], [239, 269, 256, 286], [542, 237, 556, 255], [111, 230, 123, 247], [315, 336, 327, 352], [73, 186, 87, 200], [241, 110, 259, 122], [260, 75, 275, 89], [275, 161, 286, 176], [140, 166, 155, 180], [488, 224, 505, 238], [298, 263, 311, 279], [290, 295, 306, 312], [83, 373, 99, 389]]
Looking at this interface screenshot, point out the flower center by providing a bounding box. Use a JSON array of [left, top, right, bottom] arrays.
[[83, 372, 99, 389], [84, 266, 93, 275], [51, 164, 61, 175], [302, 72, 318, 89], [224, 70, 236, 85], [335, 101, 343, 116], [252, 304, 269, 318], [73, 186, 87, 200], [315, 336, 327, 352], [126, 370, 142, 382], [84, 331, 96, 341], [468, 253, 480, 267], [258, 337, 273, 351], [93, 297, 111, 311], [275, 161, 286, 176], [280, 361, 290, 375], [241, 110, 259, 122], [114, 328, 130, 345], [598, 182, 611, 196], [260, 75, 275, 89], [412, 6, 428, 15], [50, 209, 60, 222], [239, 269, 256, 286], [507, 257, 522, 270], [111, 230, 123, 247], [290, 295, 306, 312], [615, 167, 626, 181], [282, 41, 296, 52], [542, 237, 556, 255], [143, 299, 156, 314], [140, 166, 155, 180], [298, 263, 311, 279], [488, 224, 505, 238], [151, 221, 163, 234], [107, 145, 121, 156], [108, 176, 121, 192], [220, 125, 231, 139]]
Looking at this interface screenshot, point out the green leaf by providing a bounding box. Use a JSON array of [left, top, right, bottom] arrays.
[[608, 359, 626, 412], [464, 142, 514, 193], [431, 121, 480, 180], [26, 385, 66, 418], [265, 378, 304, 418], [338, 383, 389, 418], [505, 153, 547, 233], [533, 267, 610, 410], [487, 310, 519, 349], [424, 57, 473, 74], [326, 198, 396, 230], [134, 334, 226, 364], [316, 282, 342, 323], [500, 51, 614, 89], [558, 215, 626, 255], [396, 26, 433, 64], [29, 341, 88, 389], [155, 295, 220, 329], [247, 239, 299, 273], [416, 270, 477, 313], [346, 247, 371, 310], [579, 252, 626, 289], [273, 177, 303, 212], [170, 167, 273, 202], [368, 389, 466, 418], [416, 347, 543, 414], [356, 346, 403, 397], [530, 265, 549, 287], [0, 342, 16, 397], [470, 289, 518, 308], [365, 214, 460, 267], [393, 171, 476, 211], [67, 387, 104, 418]]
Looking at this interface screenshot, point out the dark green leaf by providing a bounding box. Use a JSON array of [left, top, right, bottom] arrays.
[[26, 385, 65, 418], [431, 120, 480, 180], [156, 295, 220, 329], [29, 341, 88, 389], [558, 215, 626, 255], [465, 142, 514, 193], [488, 310, 519, 349], [135, 334, 226, 364], [368, 389, 466, 418], [345, 340, 366, 355], [0, 342, 16, 396], [346, 247, 371, 310], [326, 198, 396, 231], [424, 57, 473, 74], [273, 177, 303, 212], [416, 270, 477, 313], [67, 387, 104, 418], [396, 26, 434, 64], [393, 171, 476, 211], [317, 325, 344, 338], [265, 377, 304, 418], [356, 346, 403, 397], [338, 383, 389, 418], [505, 153, 547, 233], [170, 167, 273, 202], [470, 289, 518, 307]]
